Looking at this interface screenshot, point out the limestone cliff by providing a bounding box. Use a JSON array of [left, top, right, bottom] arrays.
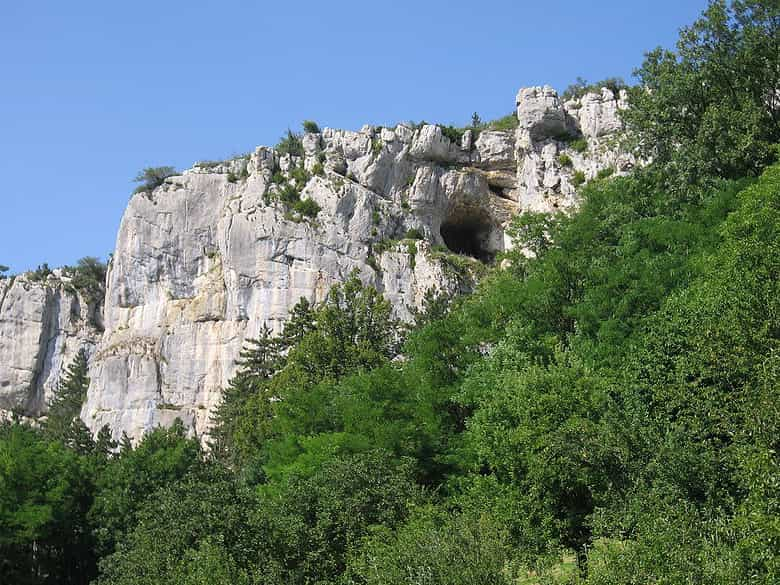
[[0, 85, 631, 440], [0, 271, 102, 416]]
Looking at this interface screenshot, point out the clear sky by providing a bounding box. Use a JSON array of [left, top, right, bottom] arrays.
[[0, 0, 708, 273]]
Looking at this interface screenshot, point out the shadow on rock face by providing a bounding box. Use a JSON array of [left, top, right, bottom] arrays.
[[439, 210, 496, 262]]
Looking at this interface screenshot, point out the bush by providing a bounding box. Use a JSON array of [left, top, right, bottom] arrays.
[[373, 239, 398, 255], [292, 198, 321, 219], [596, 167, 614, 180], [289, 165, 310, 187], [277, 183, 300, 205], [68, 256, 107, 302], [346, 509, 518, 585], [486, 113, 519, 131], [439, 125, 465, 145], [557, 153, 573, 167], [133, 166, 177, 194], [372, 138, 383, 156], [569, 137, 588, 153], [366, 254, 381, 274], [276, 130, 304, 158], [29, 263, 53, 281], [571, 170, 587, 187], [194, 160, 221, 170], [561, 76, 628, 101], [302, 120, 320, 134], [404, 228, 424, 240]]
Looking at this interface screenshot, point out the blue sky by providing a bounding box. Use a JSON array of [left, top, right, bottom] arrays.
[[0, 0, 708, 273]]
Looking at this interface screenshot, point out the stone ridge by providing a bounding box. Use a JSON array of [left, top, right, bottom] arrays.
[[0, 84, 632, 441]]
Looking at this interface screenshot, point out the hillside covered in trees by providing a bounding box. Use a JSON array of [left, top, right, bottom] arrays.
[[1, 1, 778, 583]]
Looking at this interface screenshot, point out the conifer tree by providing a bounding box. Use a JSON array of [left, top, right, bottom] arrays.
[[44, 348, 90, 446], [95, 424, 118, 459], [281, 297, 316, 348], [210, 324, 283, 465], [65, 418, 96, 455], [118, 431, 134, 455]]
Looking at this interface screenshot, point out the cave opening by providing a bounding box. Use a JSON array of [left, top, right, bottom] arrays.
[[439, 212, 495, 262]]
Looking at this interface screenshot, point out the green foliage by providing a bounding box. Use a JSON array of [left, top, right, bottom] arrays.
[[0, 265, 8, 275], [302, 120, 320, 134], [485, 113, 519, 131], [506, 211, 558, 257], [366, 254, 381, 274], [623, 0, 780, 191], [28, 263, 52, 281], [571, 170, 586, 186], [372, 137, 383, 155], [288, 164, 310, 187], [90, 421, 201, 558], [595, 167, 614, 180], [373, 238, 398, 255], [346, 508, 518, 585], [194, 160, 221, 169], [404, 227, 423, 240], [568, 137, 588, 152], [562, 76, 628, 101], [471, 112, 482, 127], [276, 129, 304, 157], [278, 182, 301, 205], [66, 256, 107, 303], [557, 153, 573, 167], [95, 466, 259, 585], [43, 349, 91, 450], [259, 450, 418, 585], [210, 325, 283, 469], [0, 422, 97, 584], [132, 166, 176, 194], [439, 125, 465, 144], [292, 197, 321, 218], [406, 240, 417, 268], [5, 6, 780, 584]]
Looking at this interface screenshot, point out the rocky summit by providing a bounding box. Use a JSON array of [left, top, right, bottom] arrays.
[[0, 85, 630, 441]]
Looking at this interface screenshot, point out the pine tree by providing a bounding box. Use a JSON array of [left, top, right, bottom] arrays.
[[210, 325, 283, 466], [44, 348, 90, 445], [65, 418, 95, 455], [119, 431, 134, 455], [235, 324, 284, 379], [95, 424, 118, 459], [281, 297, 316, 348]]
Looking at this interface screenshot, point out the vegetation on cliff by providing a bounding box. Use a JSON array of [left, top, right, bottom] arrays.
[[1, 2, 778, 583]]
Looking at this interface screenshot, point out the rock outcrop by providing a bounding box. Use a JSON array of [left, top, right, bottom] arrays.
[[0, 84, 631, 441], [0, 271, 102, 415]]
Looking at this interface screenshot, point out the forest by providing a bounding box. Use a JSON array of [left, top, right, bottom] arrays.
[[1, 2, 778, 583]]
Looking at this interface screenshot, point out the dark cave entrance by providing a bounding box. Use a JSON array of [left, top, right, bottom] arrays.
[[439, 212, 495, 262]]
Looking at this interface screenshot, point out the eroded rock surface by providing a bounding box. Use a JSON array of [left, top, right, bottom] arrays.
[[0, 272, 102, 415], [0, 84, 632, 441]]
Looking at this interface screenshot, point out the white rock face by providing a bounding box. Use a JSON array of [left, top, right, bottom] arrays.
[[513, 85, 634, 212], [0, 84, 632, 441], [0, 272, 102, 414]]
